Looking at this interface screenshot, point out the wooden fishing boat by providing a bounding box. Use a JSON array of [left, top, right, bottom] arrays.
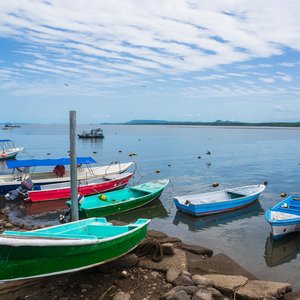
[[265, 195, 300, 239], [78, 128, 104, 139], [0, 139, 23, 160], [25, 172, 133, 202], [173, 184, 265, 216], [0, 217, 150, 281], [0, 158, 133, 194], [67, 179, 169, 219]]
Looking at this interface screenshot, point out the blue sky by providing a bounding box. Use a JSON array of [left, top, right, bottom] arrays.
[[0, 0, 300, 123]]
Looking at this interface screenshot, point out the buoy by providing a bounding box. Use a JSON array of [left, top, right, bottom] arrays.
[[46, 152, 51, 156], [168, 164, 171, 167], [212, 182, 219, 187], [118, 150, 122, 153], [155, 170, 161, 174], [93, 151, 97, 154], [263, 181, 268, 186], [1, 153, 7, 158], [207, 163, 211, 166], [197, 156, 201, 159], [206, 151, 211, 155], [100, 195, 107, 201], [281, 192, 287, 198]]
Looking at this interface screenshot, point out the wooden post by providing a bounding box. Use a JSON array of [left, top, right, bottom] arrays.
[[70, 110, 79, 221]]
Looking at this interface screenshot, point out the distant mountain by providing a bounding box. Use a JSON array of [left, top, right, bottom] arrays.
[[122, 119, 300, 127]]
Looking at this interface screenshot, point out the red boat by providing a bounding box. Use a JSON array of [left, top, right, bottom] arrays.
[[25, 172, 133, 203]]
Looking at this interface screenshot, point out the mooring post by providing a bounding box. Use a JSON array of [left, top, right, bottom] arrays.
[[70, 110, 79, 221]]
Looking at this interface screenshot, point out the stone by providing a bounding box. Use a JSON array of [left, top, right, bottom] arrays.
[[4, 223, 14, 229], [162, 243, 175, 255], [187, 253, 256, 279], [207, 287, 222, 300], [174, 275, 194, 286], [151, 271, 160, 279], [163, 286, 198, 299], [79, 284, 93, 289], [192, 275, 212, 286], [138, 249, 187, 273], [101, 254, 138, 270], [204, 274, 248, 297], [179, 243, 213, 257], [113, 291, 131, 300], [167, 290, 191, 300], [236, 280, 292, 299], [181, 271, 192, 278], [147, 230, 168, 239], [192, 288, 213, 300], [166, 268, 181, 283]]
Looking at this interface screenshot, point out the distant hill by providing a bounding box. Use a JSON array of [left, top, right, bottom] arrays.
[[122, 119, 300, 127]]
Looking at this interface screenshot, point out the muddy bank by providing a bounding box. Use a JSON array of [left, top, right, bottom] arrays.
[[0, 214, 298, 300]]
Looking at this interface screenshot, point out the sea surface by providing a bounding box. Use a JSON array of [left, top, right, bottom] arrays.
[[1, 124, 300, 288]]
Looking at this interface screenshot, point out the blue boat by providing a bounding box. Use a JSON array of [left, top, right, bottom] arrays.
[[265, 195, 300, 239], [0, 158, 133, 195], [174, 184, 265, 216]]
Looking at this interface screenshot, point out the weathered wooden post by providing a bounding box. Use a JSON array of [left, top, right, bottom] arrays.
[[70, 110, 79, 221]]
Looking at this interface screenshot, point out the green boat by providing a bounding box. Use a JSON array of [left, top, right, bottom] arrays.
[[67, 179, 169, 219], [0, 218, 150, 281]]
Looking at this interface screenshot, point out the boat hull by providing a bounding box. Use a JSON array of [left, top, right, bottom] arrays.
[[174, 185, 265, 217], [80, 189, 164, 218], [0, 219, 149, 281], [26, 173, 133, 202]]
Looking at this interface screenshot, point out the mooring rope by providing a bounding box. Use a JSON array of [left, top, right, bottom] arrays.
[[135, 238, 164, 262]]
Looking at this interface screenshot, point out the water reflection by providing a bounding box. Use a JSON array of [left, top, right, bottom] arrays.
[[264, 234, 300, 267], [173, 201, 264, 231], [25, 200, 68, 216], [107, 198, 168, 223]]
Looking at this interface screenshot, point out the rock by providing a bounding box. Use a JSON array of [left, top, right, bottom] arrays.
[[151, 271, 160, 279], [147, 230, 168, 239], [284, 291, 300, 300], [181, 271, 192, 278], [4, 223, 14, 229], [236, 280, 292, 299], [207, 287, 222, 300], [1, 207, 11, 215], [204, 274, 248, 297], [167, 290, 191, 300], [174, 275, 194, 286], [163, 286, 198, 299], [113, 291, 131, 300], [192, 288, 213, 300], [101, 254, 138, 270], [179, 243, 213, 257], [166, 268, 181, 283], [192, 275, 212, 286], [162, 243, 175, 255], [187, 253, 256, 279], [138, 249, 187, 273]]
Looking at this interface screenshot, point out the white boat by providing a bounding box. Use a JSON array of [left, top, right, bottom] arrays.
[[0, 157, 133, 195], [265, 195, 300, 239], [0, 139, 23, 160]]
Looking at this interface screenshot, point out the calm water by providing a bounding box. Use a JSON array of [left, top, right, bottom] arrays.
[[2, 124, 300, 288]]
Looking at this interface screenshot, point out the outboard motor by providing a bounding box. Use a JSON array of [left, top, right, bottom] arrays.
[[5, 178, 34, 201]]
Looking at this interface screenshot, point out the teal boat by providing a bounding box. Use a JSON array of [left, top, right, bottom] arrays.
[[67, 179, 169, 219], [0, 218, 150, 281]]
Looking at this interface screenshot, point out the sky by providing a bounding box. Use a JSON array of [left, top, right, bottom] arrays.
[[0, 0, 300, 124]]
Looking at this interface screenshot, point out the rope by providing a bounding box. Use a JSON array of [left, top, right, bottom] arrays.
[[135, 238, 163, 262], [132, 161, 144, 185]]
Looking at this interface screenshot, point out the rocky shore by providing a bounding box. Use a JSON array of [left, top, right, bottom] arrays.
[[0, 209, 299, 300]]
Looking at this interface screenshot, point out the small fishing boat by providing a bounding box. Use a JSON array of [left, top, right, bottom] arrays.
[[66, 179, 169, 219], [0, 217, 150, 281], [173, 184, 265, 216], [0, 158, 133, 195], [78, 128, 104, 139], [265, 195, 300, 239], [2, 124, 21, 130], [25, 172, 134, 202], [0, 139, 23, 160]]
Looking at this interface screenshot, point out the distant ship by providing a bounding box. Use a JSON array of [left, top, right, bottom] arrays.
[[3, 123, 21, 130], [78, 128, 104, 139]]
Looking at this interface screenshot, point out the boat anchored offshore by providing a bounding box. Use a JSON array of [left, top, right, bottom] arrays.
[[0, 139, 23, 160], [265, 195, 300, 239], [78, 128, 104, 139], [0, 158, 134, 195], [174, 184, 266, 216], [0, 217, 150, 281], [66, 179, 169, 219]]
